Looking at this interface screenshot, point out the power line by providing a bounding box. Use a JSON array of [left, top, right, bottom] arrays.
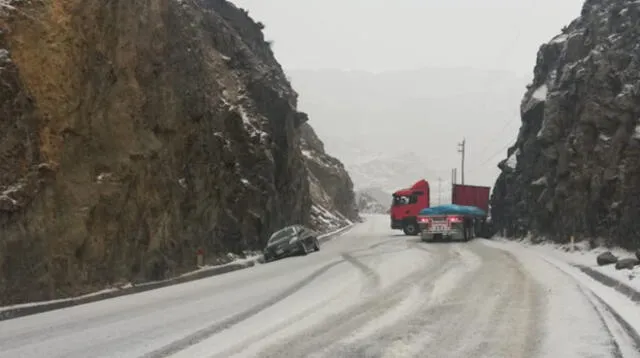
[[468, 138, 517, 174], [409, 1, 533, 185], [468, 0, 535, 162], [423, 3, 531, 185], [472, 119, 520, 162]]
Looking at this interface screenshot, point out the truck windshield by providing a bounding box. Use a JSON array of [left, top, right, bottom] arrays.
[[392, 195, 411, 206]]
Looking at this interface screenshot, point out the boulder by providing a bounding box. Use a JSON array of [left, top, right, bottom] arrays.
[[615, 258, 640, 270], [596, 251, 618, 266]]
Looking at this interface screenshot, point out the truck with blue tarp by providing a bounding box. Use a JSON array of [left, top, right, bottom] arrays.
[[417, 184, 491, 242]]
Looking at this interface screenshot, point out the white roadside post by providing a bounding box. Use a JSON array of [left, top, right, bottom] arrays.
[[196, 247, 204, 267], [570, 235, 575, 252]]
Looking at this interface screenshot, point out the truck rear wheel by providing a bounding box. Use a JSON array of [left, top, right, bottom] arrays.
[[403, 223, 419, 236], [463, 219, 471, 242]]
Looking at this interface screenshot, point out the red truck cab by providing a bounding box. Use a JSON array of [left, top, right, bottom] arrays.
[[390, 179, 430, 235]]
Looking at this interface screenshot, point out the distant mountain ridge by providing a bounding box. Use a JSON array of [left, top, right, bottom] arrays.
[[356, 187, 391, 214], [287, 67, 530, 191]]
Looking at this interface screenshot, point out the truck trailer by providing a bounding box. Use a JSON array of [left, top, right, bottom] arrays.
[[418, 184, 491, 242]]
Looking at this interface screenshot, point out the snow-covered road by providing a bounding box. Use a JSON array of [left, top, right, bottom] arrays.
[[1, 215, 639, 358]]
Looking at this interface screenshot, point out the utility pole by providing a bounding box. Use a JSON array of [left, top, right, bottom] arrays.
[[457, 138, 466, 185], [438, 177, 442, 205], [451, 168, 457, 204]]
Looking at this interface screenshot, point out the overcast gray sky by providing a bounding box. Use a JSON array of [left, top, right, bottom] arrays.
[[233, 0, 584, 75], [231, 0, 586, 196]]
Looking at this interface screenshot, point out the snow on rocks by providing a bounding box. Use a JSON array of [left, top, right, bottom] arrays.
[[550, 33, 568, 44], [521, 84, 547, 114], [531, 176, 548, 187], [219, 90, 270, 144], [237, 103, 269, 142], [632, 123, 640, 140], [0, 49, 10, 66], [0, 181, 24, 211], [505, 148, 519, 169], [310, 204, 352, 235], [532, 84, 548, 101], [0, 182, 21, 205], [0, 0, 20, 13]]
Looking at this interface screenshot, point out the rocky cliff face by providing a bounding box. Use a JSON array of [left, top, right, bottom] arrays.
[[0, 0, 356, 304], [491, 0, 640, 249], [300, 123, 360, 230]]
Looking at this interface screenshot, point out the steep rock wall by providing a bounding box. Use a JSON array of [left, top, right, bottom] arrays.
[[491, 0, 640, 249], [300, 123, 360, 230], [0, 0, 356, 304]]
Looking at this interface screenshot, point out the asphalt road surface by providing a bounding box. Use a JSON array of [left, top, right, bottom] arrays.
[[0, 215, 635, 358]]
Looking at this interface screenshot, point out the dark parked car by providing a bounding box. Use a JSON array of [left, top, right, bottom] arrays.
[[263, 225, 320, 262]]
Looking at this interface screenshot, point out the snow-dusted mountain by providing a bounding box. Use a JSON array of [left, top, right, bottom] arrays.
[[356, 191, 387, 214], [346, 151, 440, 193], [288, 67, 530, 192], [355, 187, 391, 214]]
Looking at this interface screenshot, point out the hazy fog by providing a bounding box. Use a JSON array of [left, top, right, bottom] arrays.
[[232, 0, 585, 201], [287, 68, 529, 195]]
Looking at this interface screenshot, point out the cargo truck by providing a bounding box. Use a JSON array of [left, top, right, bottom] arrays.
[[417, 184, 491, 242]]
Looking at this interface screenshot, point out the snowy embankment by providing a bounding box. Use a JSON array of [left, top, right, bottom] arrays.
[[0, 222, 356, 321], [484, 237, 640, 355], [495, 237, 640, 295]]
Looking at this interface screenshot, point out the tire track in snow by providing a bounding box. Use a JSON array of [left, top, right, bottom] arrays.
[[206, 273, 359, 358], [139, 259, 347, 358], [341, 253, 381, 295], [305, 244, 467, 358], [588, 292, 640, 358], [351, 248, 411, 259], [331, 242, 542, 358], [450, 248, 542, 358], [330, 243, 482, 357], [536, 255, 640, 358], [204, 250, 385, 357], [255, 245, 458, 358]]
